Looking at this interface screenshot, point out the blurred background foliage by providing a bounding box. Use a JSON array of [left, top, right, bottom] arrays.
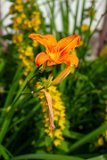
[[0, 0, 107, 160]]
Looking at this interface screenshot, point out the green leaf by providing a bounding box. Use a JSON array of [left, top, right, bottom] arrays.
[[63, 129, 84, 140], [70, 122, 107, 152], [0, 144, 13, 160], [12, 153, 84, 160], [87, 154, 107, 160]]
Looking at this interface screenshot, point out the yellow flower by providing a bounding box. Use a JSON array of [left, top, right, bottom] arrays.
[[12, 16, 23, 29], [24, 46, 34, 57], [31, 19, 41, 31], [18, 47, 25, 54], [15, 4, 23, 12], [18, 45, 34, 76], [96, 137, 104, 147], [24, 20, 32, 29], [81, 24, 89, 32], [12, 33, 23, 44], [32, 41, 38, 47], [54, 129, 63, 139], [32, 11, 41, 18], [15, 0, 23, 4], [21, 13, 26, 19], [13, 16, 22, 24], [12, 14, 27, 30], [22, 58, 30, 66], [31, 11, 41, 31], [26, 0, 35, 2], [54, 139, 61, 146], [86, 8, 95, 17]]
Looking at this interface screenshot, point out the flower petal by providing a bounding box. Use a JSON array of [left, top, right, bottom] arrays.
[[35, 52, 49, 66], [29, 34, 57, 52], [55, 35, 80, 57], [43, 90, 55, 130], [62, 54, 79, 67]]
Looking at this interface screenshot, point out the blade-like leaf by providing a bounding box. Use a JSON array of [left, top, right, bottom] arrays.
[[13, 153, 84, 160]]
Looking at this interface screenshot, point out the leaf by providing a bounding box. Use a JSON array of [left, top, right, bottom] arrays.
[[0, 144, 13, 160], [12, 153, 84, 160], [70, 122, 107, 152], [87, 154, 107, 160]]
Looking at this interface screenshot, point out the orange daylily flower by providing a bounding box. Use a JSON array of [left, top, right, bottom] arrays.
[[29, 34, 80, 67]]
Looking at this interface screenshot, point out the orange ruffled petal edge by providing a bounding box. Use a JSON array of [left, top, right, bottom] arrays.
[[35, 52, 49, 67], [29, 34, 57, 52]]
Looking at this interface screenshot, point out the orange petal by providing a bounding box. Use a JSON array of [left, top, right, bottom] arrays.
[[62, 54, 79, 67], [29, 34, 57, 52], [35, 52, 49, 67], [47, 59, 58, 66], [55, 35, 80, 57]]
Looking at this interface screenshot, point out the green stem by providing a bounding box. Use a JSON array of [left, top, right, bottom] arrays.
[[73, 0, 79, 34], [0, 65, 22, 125], [46, 0, 57, 34], [6, 104, 40, 148], [70, 122, 107, 152], [80, 0, 85, 26], [0, 144, 13, 159], [52, 65, 75, 85], [0, 67, 37, 144], [12, 66, 37, 105], [0, 115, 12, 144]]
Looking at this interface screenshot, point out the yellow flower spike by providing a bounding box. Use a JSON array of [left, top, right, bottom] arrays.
[[36, 80, 66, 146], [10, 0, 41, 79]]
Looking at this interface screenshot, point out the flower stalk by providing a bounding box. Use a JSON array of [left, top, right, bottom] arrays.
[[52, 65, 75, 85]]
